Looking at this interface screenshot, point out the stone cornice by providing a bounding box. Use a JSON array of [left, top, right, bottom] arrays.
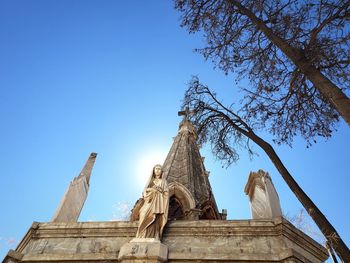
[[12, 218, 328, 262]]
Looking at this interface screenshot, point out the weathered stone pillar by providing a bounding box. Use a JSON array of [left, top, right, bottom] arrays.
[[118, 238, 168, 263], [244, 170, 283, 219], [52, 152, 97, 222]]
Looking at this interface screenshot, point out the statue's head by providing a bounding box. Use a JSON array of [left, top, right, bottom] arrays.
[[153, 164, 163, 179]]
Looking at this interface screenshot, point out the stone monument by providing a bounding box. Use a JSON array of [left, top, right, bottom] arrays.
[[2, 114, 328, 263]]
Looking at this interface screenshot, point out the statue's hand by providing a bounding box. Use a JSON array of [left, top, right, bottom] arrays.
[[146, 187, 156, 193], [154, 186, 163, 193]]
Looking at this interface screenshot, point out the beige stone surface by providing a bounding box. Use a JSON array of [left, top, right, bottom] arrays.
[[245, 170, 283, 219], [118, 239, 168, 263], [3, 218, 328, 262], [52, 153, 97, 222]]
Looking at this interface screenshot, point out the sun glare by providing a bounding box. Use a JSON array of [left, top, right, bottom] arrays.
[[135, 150, 168, 188]]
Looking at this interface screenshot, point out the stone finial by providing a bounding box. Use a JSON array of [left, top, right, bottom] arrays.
[[244, 170, 282, 219], [51, 152, 97, 222], [221, 209, 228, 220]]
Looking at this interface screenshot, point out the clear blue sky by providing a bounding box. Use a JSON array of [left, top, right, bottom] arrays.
[[0, 1, 349, 261]]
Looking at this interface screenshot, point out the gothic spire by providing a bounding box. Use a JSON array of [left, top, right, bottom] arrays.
[[161, 115, 222, 220]]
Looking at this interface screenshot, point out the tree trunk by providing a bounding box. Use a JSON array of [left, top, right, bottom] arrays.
[[230, 0, 350, 127], [326, 242, 339, 263], [248, 131, 350, 262]]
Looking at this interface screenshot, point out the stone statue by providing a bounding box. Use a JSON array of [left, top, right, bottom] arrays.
[[136, 164, 169, 240]]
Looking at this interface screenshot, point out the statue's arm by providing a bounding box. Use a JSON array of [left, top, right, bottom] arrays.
[[163, 181, 169, 196], [143, 187, 156, 198]]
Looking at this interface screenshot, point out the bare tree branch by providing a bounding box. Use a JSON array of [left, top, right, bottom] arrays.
[[182, 77, 350, 261], [175, 0, 350, 144]]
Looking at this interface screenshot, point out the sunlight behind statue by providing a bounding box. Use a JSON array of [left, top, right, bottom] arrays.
[[136, 164, 169, 240]]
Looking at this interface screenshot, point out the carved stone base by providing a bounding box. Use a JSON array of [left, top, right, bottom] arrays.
[[118, 238, 168, 263]]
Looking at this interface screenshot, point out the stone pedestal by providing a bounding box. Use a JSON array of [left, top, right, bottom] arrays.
[[4, 220, 328, 262], [118, 238, 168, 263]]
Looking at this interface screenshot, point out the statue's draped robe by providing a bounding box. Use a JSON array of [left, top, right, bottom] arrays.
[[136, 178, 169, 239]]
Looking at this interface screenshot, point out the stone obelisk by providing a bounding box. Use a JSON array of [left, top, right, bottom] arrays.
[[52, 152, 97, 222]]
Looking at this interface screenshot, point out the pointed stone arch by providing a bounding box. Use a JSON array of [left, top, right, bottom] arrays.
[[168, 182, 195, 220], [199, 200, 221, 220], [168, 195, 184, 220]]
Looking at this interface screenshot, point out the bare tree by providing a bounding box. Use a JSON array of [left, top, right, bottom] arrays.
[[285, 209, 325, 244], [175, 0, 350, 144], [183, 77, 350, 261]]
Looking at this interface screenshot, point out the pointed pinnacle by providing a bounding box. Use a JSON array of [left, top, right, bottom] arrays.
[[78, 152, 97, 184]]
